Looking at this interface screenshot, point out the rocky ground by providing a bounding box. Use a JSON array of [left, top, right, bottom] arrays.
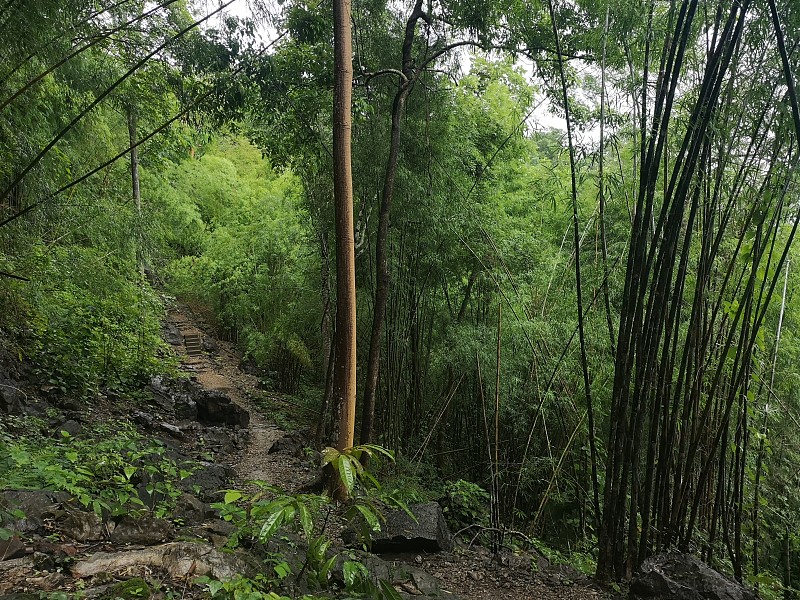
[[0, 302, 612, 600]]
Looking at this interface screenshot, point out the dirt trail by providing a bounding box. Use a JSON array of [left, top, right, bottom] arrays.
[[166, 304, 610, 600], [166, 305, 309, 492]]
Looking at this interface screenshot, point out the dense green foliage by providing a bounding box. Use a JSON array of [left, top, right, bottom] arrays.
[[0, 416, 193, 529], [159, 137, 320, 392], [3, 0, 800, 593]]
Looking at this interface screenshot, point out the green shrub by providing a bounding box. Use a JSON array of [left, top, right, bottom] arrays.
[[202, 446, 407, 600], [442, 479, 490, 533], [22, 247, 167, 400], [0, 418, 193, 518]]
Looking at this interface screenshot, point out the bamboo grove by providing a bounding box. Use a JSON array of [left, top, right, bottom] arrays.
[[3, 0, 800, 589]]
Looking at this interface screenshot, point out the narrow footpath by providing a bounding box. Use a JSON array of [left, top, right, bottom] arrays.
[[165, 304, 313, 492], [167, 303, 610, 600]]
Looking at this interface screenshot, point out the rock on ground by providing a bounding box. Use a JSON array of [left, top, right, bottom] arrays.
[[61, 511, 105, 542], [109, 514, 174, 546], [0, 490, 70, 533], [268, 429, 310, 457], [359, 502, 453, 553], [630, 553, 757, 600]]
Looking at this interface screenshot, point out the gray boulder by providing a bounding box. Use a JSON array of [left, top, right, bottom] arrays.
[[62, 510, 105, 542], [268, 430, 309, 457], [174, 493, 212, 525], [0, 537, 26, 561], [366, 502, 453, 553], [146, 377, 250, 427], [162, 323, 184, 346], [334, 555, 462, 599], [53, 419, 82, 437], [178, 461, 234, 502], [202, 336, 219, 353], [195, 389, 249, 428], [109, 514, 174, 546], [630, 553, 757, 600], [0, 490, 69, 533], [146, 376, 197, 420], [0, 380, 25, 414], [0, 379, 46, 416]]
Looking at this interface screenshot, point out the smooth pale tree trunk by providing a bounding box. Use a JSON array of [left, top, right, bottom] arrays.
[[330, 0, 356, 499]]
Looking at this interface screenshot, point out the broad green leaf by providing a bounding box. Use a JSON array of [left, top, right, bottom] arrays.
[[343, 561, 356, 587], [274, 560, 292, 579], [259, 509, 286, 541], [320, 555, 337, 581], [343, 560, 366, 587], [321, 447, 339, 466], [208, 579, 224, 596], [338, 456, 355, 492], [362, 470, 381, 489], [298, 502, 312, 539], [350, 456, 365, 476], [283, 504, 296, 523], [354, 503, 381, 532], [360, 444, 395, 461], [224, 490, 243, 505]]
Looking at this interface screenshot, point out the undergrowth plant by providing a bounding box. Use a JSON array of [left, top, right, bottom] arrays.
[[199, 444, 406, 600], [0, 417, 194, 519], [442, 479, 490, 534], [26, 255, 168, 399], [320, 444, 414, 545]]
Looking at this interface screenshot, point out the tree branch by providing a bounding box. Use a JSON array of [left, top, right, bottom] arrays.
[[0, 269, 29, 281]]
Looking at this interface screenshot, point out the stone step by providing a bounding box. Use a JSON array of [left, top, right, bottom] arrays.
[[184, 333, 203, 357]]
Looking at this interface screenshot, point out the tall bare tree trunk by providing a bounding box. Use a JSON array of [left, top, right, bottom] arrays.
[[547, 0, 600, 529], [331, 0, 356, 498], [126, 106, 143, 276], [360, 0, 427, 446]]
